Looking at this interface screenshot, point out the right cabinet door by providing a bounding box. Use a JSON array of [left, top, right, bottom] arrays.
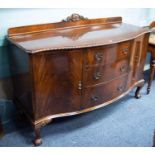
[[131, 34, 149, 84]]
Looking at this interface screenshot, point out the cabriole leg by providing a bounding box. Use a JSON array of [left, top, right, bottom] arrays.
[[33, 118, 53, 146], [33, 126, 42, 146]]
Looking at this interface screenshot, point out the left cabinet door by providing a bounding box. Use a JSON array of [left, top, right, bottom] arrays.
[[31, 49, 83, 120]]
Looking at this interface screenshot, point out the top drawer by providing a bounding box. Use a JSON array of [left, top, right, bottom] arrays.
[[84, 41, 132, 66]]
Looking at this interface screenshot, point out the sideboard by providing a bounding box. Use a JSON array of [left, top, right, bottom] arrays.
[[7, 14, 150, 145]]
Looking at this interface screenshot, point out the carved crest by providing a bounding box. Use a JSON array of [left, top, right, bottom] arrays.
[[62, 13, 88, 22]]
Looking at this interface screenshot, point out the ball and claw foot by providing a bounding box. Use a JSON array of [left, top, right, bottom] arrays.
[[33, 138, 42, 146]]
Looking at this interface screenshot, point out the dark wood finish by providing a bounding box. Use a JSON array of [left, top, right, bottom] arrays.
[[7, 16, 148, 53], [7, 15, 150, 145], [84, 41, 132, 67], [83, 74, 128, 109], [32, 50, 83, 120], [147, 21, 155, 94], [7, 16, 122, 37], [84, 58, 130, 86]]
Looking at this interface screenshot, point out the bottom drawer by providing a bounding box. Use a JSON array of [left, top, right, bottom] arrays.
[[82, 74, 128, 109]]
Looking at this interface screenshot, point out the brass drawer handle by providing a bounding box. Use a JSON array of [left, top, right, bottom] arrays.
[[91, 96, 98, 102], [117, 85, 124, 92], [120, 66, 126, 73], [95, 53, 103, 62], [122, 48, 129, 55], [93, 72, 102, 80]]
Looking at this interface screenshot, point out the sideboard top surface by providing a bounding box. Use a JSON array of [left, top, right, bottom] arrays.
[[7, 16, 149, 53]]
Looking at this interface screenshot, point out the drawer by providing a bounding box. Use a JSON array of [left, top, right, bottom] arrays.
[[84, 41, 132, 66], [83, 59, 130, 86], [82, 74, 128, 109]]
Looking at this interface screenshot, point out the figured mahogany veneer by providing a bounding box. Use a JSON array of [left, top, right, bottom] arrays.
[[7, 14, 150, 146]]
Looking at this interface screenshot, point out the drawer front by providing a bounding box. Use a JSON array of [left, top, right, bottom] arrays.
[[84, 59, 130, 86], [82, 74, 128, 109], [84, 41, 132, 66]]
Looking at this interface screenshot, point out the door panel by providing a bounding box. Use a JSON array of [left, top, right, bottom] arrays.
[[131, 34, 149, 84], [32, 50, 83, 119]]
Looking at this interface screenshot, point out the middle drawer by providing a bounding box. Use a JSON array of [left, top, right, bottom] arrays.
[[83, 59, 130, 87]]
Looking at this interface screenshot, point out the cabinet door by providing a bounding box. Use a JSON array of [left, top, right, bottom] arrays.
[[131, 34, 149, 83], [32, 50, 83, 119]]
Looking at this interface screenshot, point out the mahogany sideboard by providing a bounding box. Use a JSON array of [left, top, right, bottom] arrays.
[[7, 14, 150, 145]]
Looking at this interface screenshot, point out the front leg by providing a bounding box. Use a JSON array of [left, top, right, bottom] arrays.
[[135, 84, 144, 99], [33, 125, 42, 146], [33, 118, 53, 146]]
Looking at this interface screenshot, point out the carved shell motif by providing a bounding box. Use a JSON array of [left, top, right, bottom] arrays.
[[62, 13, 88, 22]]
